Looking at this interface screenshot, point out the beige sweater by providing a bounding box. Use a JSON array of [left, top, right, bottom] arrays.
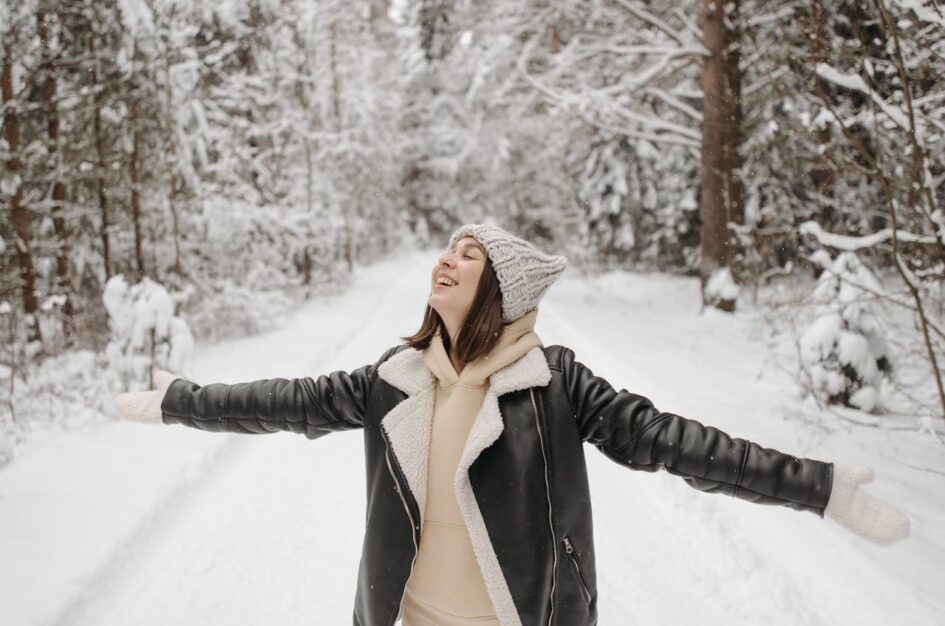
[[401, 308, 543, 625]]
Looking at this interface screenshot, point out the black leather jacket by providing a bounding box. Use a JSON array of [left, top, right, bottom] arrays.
[[161, 343, 834, 626]]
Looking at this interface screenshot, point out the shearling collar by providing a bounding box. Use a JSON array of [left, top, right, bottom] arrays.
[[378, 339, 550, 398], [376, 342, 552, 626]]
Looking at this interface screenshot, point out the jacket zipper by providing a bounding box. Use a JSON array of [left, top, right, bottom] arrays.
[[562, 536, 592, 605], [381, 429, 419, 625], [530, 388, 557, 626]]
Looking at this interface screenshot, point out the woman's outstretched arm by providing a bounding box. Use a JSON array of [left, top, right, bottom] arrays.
[[558, 346, 834, 516], [117, 345, 402, 440], [559, 346, 910, 545]]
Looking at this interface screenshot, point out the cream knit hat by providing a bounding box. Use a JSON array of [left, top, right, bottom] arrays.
[[448, 223, 568, 323]]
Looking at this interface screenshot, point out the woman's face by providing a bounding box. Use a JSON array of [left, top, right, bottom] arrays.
[[429, 236, 487, 325]]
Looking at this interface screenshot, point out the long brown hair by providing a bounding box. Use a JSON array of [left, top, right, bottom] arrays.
[[401, 254, 505, 366]]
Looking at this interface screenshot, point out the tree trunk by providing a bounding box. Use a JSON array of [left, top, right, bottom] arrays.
[[90, 35, 113, 281], [699, 0, 742, 311], [37, 9, 76, 345], [722, 0, 744, 227], [808, 0, 837, 230], [162, 48, 183, 276], [328, 19, 354, 272], [130, 91, 145, 280], [3, 34, 43, 347], [329, 20, 341, 133]]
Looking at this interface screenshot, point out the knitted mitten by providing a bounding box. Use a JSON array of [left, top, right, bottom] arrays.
[[824, 464, 910, 546], [114, 370, 179, 425]]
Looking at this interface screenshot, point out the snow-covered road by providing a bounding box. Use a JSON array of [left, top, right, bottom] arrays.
[[3, 250, 943, 626]]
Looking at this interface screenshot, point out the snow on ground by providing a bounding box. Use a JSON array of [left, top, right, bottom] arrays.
[[541, 271, 944, 625], [1, 249, 942, 626]]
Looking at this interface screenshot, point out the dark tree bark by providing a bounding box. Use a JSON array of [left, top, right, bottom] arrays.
[[3, 32, 43, 347], [130, 88, 145, 280], [89, 35, 112, 280], [722, 0, 744, 228], [162, 48, 183, 276], [699, 0, 743, 311], [808, 0, 838, 230], [37, 8, 76, 344]]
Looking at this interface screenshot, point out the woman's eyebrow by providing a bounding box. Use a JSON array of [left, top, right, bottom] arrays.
[[449, 241, 486, 254]]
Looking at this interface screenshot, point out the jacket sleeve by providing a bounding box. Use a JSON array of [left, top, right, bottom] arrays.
[[160, 345, 403, 440], [560, 347, 834, 517]]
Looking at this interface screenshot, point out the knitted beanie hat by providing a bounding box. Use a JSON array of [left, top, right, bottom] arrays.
[[448, 223, 568, 323]]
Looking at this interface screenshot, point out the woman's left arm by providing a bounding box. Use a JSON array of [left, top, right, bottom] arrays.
[[559, 347, 909, 544]]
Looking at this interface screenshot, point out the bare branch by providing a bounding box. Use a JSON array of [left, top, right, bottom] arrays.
[[608, 0, 687, 46]]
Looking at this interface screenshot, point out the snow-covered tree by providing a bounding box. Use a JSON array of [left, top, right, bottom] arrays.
[[103, 274, 194, 389], [799, 251, 894, 412]]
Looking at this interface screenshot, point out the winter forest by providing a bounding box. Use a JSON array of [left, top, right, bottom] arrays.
[[1, 0, 945, 624]]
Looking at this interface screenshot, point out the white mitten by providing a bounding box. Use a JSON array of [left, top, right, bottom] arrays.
[[114, 370, 180, 425], [825, 464, 910, 546]]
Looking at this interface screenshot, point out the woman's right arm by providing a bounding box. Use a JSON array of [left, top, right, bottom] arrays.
[[158, 345, 403, 440]]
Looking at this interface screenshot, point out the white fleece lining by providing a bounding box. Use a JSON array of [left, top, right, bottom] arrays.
[[452, 389, 521, 626], [376, 348, 436, 527], [377, 345, 552, 626]]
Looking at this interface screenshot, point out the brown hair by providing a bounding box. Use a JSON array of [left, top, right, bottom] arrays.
[[401, 254, 505, 366]]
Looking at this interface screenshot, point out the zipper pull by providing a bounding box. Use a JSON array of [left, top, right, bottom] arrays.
[[563, 536, 573, 554]]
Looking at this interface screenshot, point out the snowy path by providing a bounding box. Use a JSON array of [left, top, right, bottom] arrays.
[[55, 254, 419, 626], [3, 251, 942, 625], [538, 275, 943, 625]]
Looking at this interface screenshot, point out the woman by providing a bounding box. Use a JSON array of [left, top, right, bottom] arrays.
[[116, 223, 910, 626]]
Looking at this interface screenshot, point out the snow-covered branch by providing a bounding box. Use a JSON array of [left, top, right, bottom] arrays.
[[644, 87, 702, 122], [799, 220, 939, 250], [814, 62, 914, 132], [608, 0, 689, 45]]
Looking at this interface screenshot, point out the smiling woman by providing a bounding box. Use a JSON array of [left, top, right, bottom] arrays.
[[412, 236, 500, 373], [430, 238, 489, 328], [114, 222, 910, 626]]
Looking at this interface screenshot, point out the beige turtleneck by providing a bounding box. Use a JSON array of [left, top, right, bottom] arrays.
[[400, 308, 543, 625]]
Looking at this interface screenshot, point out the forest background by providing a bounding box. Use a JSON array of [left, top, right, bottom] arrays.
[[1, 0, 944, 462]]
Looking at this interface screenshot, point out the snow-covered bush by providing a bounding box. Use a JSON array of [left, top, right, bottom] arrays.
[[0, 349, 119, 469], [103, 275, 194, 390], [185, 280, 300, 344], [799, 251, 894, 412]]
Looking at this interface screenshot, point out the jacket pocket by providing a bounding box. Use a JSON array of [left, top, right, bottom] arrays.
[[562, 535, 592, 606]]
